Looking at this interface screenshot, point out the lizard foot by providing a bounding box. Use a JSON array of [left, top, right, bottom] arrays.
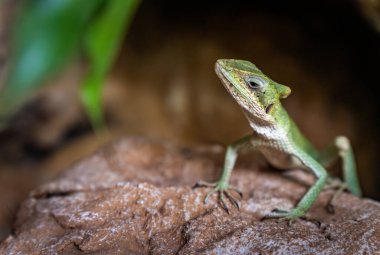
[[322, 177, 348, 214], [324, 177, 346, 191], [325, 182, 347, 214], [193, 180, 243, 213], [261, 208, 305, 225]]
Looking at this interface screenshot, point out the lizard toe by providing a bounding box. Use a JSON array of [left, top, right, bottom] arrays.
[[262, 208, 305, 224], [193, 180, 243, 213]]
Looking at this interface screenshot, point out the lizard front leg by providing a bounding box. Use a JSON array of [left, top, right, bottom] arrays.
[[193, 134, 253, 213], [265, 148, 328, 221]]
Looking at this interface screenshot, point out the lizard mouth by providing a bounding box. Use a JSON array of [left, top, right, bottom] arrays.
[[265, 103, 274, 114]]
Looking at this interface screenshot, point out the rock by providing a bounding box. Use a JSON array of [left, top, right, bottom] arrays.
[[1, 137, 379, 254]]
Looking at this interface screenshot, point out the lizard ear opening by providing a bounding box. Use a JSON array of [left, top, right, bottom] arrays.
[[275, 83, 291, 99]]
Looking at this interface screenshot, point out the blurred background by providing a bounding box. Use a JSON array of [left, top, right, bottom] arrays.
[[0, 0, 379, 240]]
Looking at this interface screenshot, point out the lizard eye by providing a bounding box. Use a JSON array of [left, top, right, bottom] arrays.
[[245, 77, 263, 90]]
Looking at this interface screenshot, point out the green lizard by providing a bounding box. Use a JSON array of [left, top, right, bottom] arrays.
[[194, 59, 362, 220]]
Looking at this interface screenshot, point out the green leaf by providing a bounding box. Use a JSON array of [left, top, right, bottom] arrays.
[[80, 0, 141, 130], [0, 0, 103, 125]]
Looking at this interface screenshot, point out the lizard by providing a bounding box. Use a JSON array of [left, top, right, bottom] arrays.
[[194, 59, 362, 221]]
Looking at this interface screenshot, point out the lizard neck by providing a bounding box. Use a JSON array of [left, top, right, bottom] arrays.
[[244, 104, 291, 140]]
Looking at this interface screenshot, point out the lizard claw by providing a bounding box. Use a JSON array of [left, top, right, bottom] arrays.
[[262, 208, 322, 227], [324, 181, 347, 214], [193, 180, 215, 188], [261, 208, 305, 225], [193, 180, 243, 213]]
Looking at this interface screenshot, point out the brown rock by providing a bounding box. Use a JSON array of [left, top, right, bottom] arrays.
[[1, 137, 379, 254]]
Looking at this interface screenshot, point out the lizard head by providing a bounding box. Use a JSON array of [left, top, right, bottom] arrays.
[[215, 59, 291, 123]]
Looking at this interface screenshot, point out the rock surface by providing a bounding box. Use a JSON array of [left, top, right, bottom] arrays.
[[1, 137, 379, 254]]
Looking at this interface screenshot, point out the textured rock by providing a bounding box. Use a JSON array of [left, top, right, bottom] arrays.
[[1, 137, 379, 254]]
